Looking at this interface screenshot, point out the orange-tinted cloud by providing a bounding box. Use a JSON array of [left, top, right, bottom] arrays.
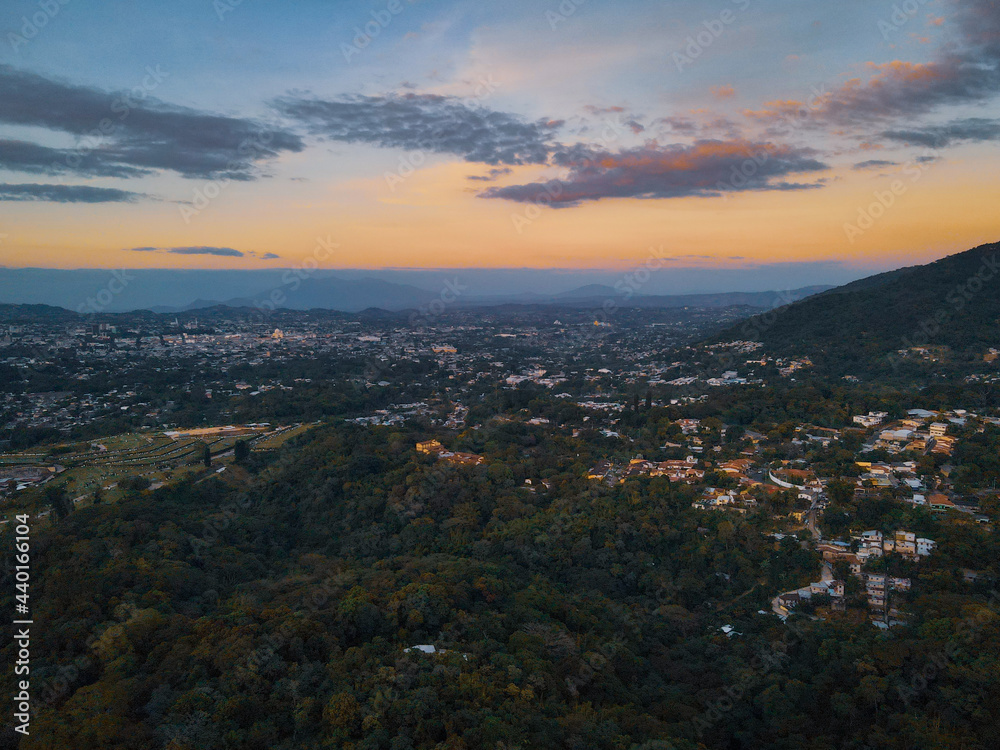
[[480, 139, 827, 205]]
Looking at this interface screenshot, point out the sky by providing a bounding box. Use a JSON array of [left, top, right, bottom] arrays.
[[0, 0, 998, 284]]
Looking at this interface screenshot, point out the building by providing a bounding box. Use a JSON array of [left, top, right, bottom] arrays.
[[441, 451, 486, 467], [586, 460, 613, 481], [416, 440, 445, 455], [653, 458, 704, 483], [892, 530, 916, 557], [865, 574, 887, 608], [853, 412, 888, 428], [929, 494, 956, 512]]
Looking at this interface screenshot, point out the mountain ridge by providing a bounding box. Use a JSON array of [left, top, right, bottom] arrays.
[[715, 241, 1000, 374]]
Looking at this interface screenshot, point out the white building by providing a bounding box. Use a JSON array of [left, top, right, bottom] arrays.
[[917, 538, 937, 557], [854, 412, 888, 428]]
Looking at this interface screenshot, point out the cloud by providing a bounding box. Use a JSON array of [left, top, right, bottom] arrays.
[[0, 139, 154, 178], [128, 246, 245, 257], [0, 65, 303, 181], [853, 159, 899, 170], [467, 166, 513, 182], [711, 85, 736, 99], [649, 115, 743, 141], [170, 247, 243, 257], [480, 140, 828, 206], [744, 0, 1000, 128], [882, 117, 1000, 148], [0, 183, 144, 202], [653, 116, 698, 135], [259, 252, 281, 259], [274, 92, 558, 165]]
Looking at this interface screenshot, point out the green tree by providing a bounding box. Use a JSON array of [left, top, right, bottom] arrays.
[[45, 484, 73, 519], [234, 440, 250, 463]]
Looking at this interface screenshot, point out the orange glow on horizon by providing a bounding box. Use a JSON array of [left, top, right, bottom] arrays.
[[1, 156, 998, 273]]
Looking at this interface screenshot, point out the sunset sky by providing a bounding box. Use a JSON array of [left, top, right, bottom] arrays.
[[1, 0, 998, 277]]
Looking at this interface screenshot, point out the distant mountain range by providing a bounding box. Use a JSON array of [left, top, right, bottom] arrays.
[[0, 266, 833, 315], [155, 277, 445, 314], [151, 281, 831, 314], [0, 266, 868, 313], [716, 240, 1000, 371]]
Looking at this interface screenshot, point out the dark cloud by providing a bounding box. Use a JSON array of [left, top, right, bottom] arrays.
[[0, 183, 143, 202], [653, 116, 698, 135], [274, 92, 557, 165], [128, 246, 245, 257], [0, 139, 153, 178], [259, 252, 281, 259], [467, 166, 513, 182], [169, 247, 244, 257], [853, 159, 898, 170], [480, 140, 828, 206], [649, 115, 744, 141], [0, 65, 304, 181], [882, 117, 1000, 148]]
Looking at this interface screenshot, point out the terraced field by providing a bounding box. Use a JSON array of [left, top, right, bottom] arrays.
[[0, 423, 317, 522], [251, 422, 320, 451]]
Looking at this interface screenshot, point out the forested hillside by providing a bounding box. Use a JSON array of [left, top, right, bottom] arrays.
[[718, 242, 1000, 376], [3, 421, 1000, 749]]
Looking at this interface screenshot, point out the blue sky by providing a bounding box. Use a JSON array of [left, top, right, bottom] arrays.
[[0, 0, 997, 277]]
